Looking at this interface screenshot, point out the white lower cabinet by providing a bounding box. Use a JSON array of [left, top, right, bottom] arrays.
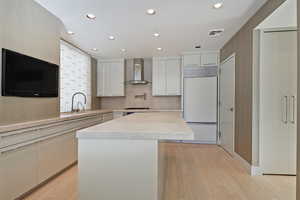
[[0, 142, 39, 200], [152, 57, 181, 96], [37, 132, 76, 184], [0, 112, 113, 200], [103, 113, 114, 122], [0, 132, 77, 200], [113, 111, 125, 119], [38, 136, 62, 184], [60, 132, 77, 169]]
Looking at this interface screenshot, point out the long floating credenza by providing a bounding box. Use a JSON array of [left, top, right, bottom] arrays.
[[0, 110, 113, 200]]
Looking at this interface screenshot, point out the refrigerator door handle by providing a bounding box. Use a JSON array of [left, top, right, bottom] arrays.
[[290, 95, 295, 124], [282, 96, 288, 124]]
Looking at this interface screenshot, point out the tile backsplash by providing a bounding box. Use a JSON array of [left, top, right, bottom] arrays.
[[100, 84, 181, 110]]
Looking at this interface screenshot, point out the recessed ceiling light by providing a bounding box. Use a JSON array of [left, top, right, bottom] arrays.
[[153, 33, 160, 37], [67, 30, 74, 35], [157, 47, 163, 51], [213, 2, 223, 9], [121, 48, 126, 52], [146, 9, 156, 15], [92, 48, 98, 51], [86, 13, 96, 19], [108, 36, 115, 40]]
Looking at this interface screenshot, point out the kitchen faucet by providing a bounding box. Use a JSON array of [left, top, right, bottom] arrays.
[[71, 92, 87, 112]]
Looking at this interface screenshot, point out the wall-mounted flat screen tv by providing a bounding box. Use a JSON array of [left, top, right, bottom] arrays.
[[1, 48, 59, 97]]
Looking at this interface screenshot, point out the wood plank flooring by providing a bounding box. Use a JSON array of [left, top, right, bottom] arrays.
[[24, 143, 296, 200]]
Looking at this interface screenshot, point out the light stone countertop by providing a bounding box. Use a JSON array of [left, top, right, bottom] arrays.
[[77, 112, 194, 141], [0, 109, 112, 133], [113, 109, 183, 113]]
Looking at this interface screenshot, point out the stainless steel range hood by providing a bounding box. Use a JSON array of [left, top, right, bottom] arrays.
[[128, 58, 149, 85]]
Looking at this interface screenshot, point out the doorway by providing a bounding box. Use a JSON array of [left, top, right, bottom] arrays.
[[219, 54, 235, 155]]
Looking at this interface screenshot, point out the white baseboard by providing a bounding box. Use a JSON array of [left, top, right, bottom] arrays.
[[183, 140, 217, 144], [166, 140, 217, 144], [233, 152, 262, 176], [251, 166, 263, 176]]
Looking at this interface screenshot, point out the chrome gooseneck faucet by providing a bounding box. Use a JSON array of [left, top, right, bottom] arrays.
[[71, 92, 87, 112]]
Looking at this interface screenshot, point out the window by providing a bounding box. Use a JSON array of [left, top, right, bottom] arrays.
[[60, 41, 91, 112]]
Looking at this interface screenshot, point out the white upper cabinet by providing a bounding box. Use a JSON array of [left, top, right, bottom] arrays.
[[201, 53, 219, 66], [183, 54, 201, 66], [152, 57, 181, 96], [110, 61, 125, 96], [152, 59, 166, 96], [165, 58, 181, 95], [97, 59, 125, 97], [182, 52, 219, 67]]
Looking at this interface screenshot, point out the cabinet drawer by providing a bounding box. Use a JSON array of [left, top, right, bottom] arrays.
[[0, 114, 102, 149]]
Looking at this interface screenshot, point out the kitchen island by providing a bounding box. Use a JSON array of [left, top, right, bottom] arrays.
[[76, 112, 194, 200]]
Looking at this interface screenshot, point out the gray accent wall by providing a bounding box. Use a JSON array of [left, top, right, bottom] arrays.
[[220, 0, 286, 164], [0, 0, 63, 125], [297, 0, 300, 198]]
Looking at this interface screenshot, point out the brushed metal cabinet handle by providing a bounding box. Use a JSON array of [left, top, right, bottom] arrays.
[[290, 96, 296, 124], [282, 96, 288, 124]]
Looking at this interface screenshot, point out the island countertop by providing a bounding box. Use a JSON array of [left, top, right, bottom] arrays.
[[76, 112, 194, 140]]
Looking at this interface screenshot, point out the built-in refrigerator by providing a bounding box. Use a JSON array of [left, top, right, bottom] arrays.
[[183, 66, 218, 144]]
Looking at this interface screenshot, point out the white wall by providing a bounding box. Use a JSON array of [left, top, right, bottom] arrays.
[[0, 0, 63, 125], [256, 0, 297, 29]]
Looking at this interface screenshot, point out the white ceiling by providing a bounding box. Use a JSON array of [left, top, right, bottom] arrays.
[[35, 0, 267, 59]]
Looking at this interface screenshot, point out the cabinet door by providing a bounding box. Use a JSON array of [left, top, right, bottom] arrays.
[[0, 143, 38, 200], [37, 133, 77, 184], [201, 53, 219, 66], [60, 132, 77, 169], [152, 59, 166, 96], [110, 61, 125, 96], [37, 135, 63, 183], [165, 58, 181, 95], [104, 63, 112, 96], [183, 54, 201, 66], [97, 63, 105, 96]]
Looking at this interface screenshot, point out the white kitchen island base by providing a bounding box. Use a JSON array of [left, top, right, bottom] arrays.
[[79, 139, 165, 200], [77, 112, 193, 200]]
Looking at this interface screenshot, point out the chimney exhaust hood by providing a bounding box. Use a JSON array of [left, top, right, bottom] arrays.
[[128, 58, 149, 85]]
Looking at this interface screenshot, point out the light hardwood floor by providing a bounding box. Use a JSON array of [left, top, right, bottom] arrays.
[[24, 143, 296, 200]]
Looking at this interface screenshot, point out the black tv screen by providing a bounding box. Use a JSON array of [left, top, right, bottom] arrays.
[[2, 48, 59, 97]]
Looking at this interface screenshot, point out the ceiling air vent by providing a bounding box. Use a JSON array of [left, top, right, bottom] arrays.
[[209, 29, 224, 37]]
